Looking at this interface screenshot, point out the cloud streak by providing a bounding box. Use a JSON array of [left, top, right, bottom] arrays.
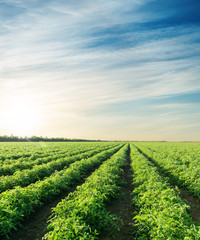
[[0, 0, 200, 140]]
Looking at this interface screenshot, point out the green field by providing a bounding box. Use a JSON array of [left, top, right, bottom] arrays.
[[0, 142, 200, 240]]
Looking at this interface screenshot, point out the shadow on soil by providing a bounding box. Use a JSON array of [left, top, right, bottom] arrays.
[[99, 146, 136, 240]]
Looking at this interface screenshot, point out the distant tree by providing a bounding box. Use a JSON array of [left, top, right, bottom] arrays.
[[0, 135, 103, 142]]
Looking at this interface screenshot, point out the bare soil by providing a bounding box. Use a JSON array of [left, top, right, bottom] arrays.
[[99, 147, 136, 240], [179, 188, 200, 223]]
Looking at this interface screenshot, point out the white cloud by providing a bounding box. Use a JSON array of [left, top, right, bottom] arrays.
[[0, 0, 199, 139]]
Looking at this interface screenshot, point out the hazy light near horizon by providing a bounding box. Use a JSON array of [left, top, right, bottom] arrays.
[[0, 0, 200, 141], [1, 98, 42, 136]]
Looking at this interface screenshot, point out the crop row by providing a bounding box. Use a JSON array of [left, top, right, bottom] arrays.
[[0, 142, 118, 163], [134, 143, 200, 200], [134, 142, 200, 166], [0, 152, 66, 176], [43, 144, 128, 240], [130, 144, 200, 239], [0, 144, 123, 237], [0, 144, 118, 193], [0, 142, 61, 161], [0, 148, 62, 164], [0, 143, 117, 176]]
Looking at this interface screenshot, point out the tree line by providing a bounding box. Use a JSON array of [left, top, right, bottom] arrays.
[[0, 135, 102, 142]]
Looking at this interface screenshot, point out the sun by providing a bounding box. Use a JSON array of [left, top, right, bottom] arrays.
[[3, 102, 40, 135]]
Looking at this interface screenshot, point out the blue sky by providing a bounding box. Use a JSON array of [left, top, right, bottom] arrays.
[[0, 0, 200, 140]]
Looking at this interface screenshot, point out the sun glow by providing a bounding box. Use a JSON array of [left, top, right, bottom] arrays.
[[3, 102, 40, 135]]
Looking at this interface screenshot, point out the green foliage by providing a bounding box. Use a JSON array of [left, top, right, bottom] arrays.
[[0, 143, 123, 236], [130, 144, 200, 239], [43, 144, 128, 240], [134, 142, 200, 199], [0, 145, 115, 192], [1, 141, 200, 239], [0, 142, 117, 176]]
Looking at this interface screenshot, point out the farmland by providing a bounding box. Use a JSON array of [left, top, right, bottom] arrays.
[[0, 142, 200, 239]]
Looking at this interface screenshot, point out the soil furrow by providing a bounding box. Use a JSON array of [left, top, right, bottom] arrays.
[[179, 188, 200, 223], [99, 145, 135, 240]]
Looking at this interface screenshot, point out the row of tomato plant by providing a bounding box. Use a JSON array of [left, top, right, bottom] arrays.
[[0, 142, 38, 161], [0, 142, 118, 162], [0, 144, 123, 237], [0, 148, 63, 163], [130, 144, 200, 239], [134, 142, 200, 199], [134, 142, 200, 167], [43, 144, 128, 240], [0, 144, 117, 193], [0, 142, 117, 176], [0, 151, 66, 176], [0, 142, 63, 162]]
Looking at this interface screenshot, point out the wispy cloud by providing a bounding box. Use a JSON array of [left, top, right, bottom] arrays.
[[0, 0, 200, 139]]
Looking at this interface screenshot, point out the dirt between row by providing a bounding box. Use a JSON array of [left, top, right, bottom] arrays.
[[99, 146, 136, 240], [179, 188, 200, 223], [135, 146, 200, 225]]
